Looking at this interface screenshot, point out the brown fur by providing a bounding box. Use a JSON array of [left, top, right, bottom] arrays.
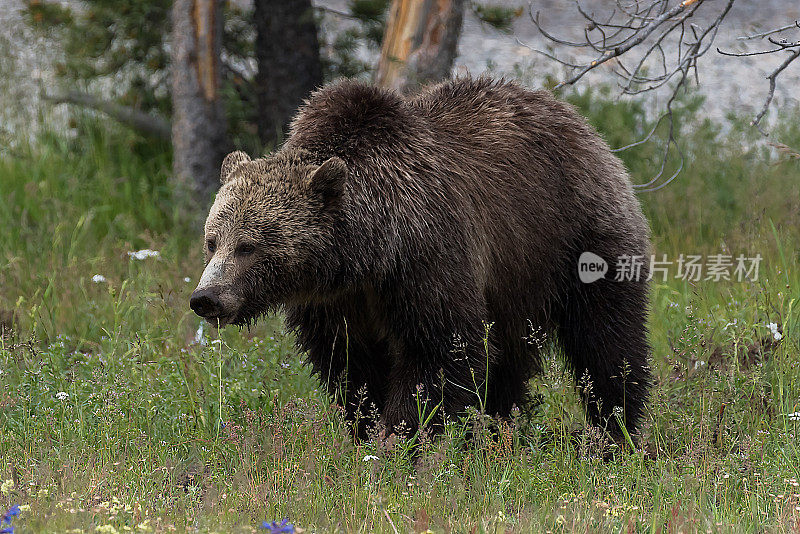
[[191, 76, 652, 439]]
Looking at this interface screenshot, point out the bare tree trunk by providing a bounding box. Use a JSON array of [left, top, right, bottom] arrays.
[[376, 0, 466, 93], [171, 0, 228, 202], [254, 0, 323, 149]]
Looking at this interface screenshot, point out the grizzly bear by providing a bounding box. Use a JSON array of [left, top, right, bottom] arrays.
[[190, 77, 652, 440]]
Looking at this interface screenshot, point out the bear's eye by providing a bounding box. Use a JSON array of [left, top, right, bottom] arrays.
[[236, 243, 256, 257], [206, 238, 217, 254]]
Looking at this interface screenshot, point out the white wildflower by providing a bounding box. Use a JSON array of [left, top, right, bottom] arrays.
[[184, 277, 191, 283], [127, 249, 160, 260], [194, 322, 207, 346], [0, 479, 13, 496], [56, 391, 69, 401], [787, 412, 800, 421], [767, 322, 783, 341], [723, 319, 737, 330], [362, 455, 379, 462], [91, 274, 107, 283]]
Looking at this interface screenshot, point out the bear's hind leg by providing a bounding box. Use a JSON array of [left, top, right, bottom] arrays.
[[557, 277, 652, 439]]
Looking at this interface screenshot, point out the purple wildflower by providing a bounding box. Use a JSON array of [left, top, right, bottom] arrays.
[[1, 504, 19, 521], [1, 504, 20, 533], [261, 518, 294, 533]]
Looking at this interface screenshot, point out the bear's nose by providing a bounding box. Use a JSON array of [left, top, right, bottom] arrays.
[[190, 289, 223, 318]]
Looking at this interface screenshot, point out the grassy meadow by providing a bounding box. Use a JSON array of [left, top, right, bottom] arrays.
[[1, 94, 799, 533]]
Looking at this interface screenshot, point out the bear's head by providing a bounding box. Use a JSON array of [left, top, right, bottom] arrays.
[[189, 150, 347, 327]]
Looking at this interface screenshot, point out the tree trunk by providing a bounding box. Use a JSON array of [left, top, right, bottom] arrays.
[[171, 0, 228, 202], [254, 0, 323, 149], [376, 0, 466, 93]]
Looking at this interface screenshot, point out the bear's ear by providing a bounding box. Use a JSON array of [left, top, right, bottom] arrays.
[[308, 157, 347, 203], [220, 151, 251, 184]]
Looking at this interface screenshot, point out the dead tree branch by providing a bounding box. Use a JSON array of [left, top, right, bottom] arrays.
[[519, 0, 800, 190], [718, 35, 800, 57], [518, 0, 732, 93], [749, 47, 800, 135], [43, 91, 171, 140], [519, 0, 734, 191], [314, 5, 356, 19], [737, 21, 800, 41], [718, 21, 800, 135]]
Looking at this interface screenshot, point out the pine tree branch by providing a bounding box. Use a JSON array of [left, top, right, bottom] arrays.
[[43, 91, 171, 140]]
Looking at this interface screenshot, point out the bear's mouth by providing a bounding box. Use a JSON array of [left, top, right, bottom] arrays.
[[204, 312, 237, 328]]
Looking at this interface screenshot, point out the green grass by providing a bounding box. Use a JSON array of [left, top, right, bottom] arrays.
[[1, 100, 800, 533]]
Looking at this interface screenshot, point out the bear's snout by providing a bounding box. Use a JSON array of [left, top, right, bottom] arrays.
[[190, 289, 224, 319]]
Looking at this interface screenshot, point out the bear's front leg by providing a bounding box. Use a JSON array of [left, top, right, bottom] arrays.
[[286, 302, 391, 439], [381, 286, 497, 437]]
